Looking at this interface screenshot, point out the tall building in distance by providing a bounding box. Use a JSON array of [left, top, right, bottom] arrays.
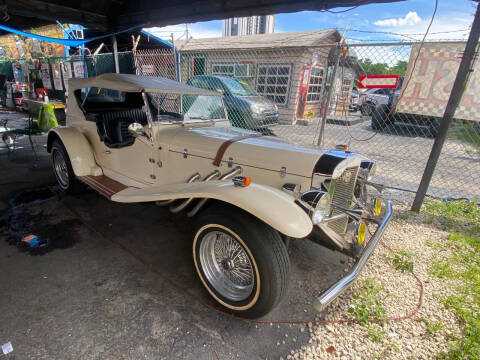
[[222, 15, 275, 37]]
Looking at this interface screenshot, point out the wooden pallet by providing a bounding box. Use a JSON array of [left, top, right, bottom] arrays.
[[78, 175, 128, 199]]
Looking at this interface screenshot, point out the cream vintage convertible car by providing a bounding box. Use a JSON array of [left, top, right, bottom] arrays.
[[47, 73, 392, 318]]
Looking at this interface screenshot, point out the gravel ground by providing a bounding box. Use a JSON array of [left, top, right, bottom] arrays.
[[287, 203, 463, 360]]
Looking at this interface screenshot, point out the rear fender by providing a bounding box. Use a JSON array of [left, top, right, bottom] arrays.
[[47, 127, 102, 177], [111, 180, 313, 238]]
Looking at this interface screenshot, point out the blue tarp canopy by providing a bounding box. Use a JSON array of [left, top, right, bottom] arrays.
[[0, 24, 144, 47]]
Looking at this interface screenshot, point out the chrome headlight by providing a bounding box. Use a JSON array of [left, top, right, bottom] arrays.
[[300, 190, 331, 225], [250, 103, 263, 114], [360, 160, 376, 180]]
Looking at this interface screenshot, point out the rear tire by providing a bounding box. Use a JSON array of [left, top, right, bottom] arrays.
[[371, 104, 391, 130], [193, 205, 290, 318], [361, 102, 375, 116], [50, 139, 81, 194]]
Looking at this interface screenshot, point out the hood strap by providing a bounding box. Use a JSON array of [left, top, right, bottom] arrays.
[[213, 133, 264, 167]]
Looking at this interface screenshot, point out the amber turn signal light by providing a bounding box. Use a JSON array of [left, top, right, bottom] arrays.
[[232, 176, 251, 187]]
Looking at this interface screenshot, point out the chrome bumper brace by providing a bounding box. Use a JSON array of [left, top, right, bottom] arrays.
[[313, 201, 393, 312]]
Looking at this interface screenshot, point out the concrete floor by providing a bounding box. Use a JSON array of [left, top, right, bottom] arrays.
[[0, 138, 349, 359]]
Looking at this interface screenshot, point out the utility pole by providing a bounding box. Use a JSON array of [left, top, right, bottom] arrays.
[[412, 3, 480, 211]]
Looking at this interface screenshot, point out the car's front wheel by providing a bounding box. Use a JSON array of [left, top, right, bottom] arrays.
[[193, 205, 290, 318], [50, 139, 81, 193]]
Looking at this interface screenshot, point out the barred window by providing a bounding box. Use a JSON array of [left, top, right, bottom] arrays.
[[211, 63, 235, 77], [256, 64, 291, 106], [211, 62, 253, 77], [307, 67, 325, 103]]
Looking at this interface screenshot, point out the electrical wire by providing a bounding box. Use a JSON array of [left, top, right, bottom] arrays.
[[344, 28, 470, 37], [65, 202, 423, 326], [344, 0, 439, 142], [323, 5, 360, 14]]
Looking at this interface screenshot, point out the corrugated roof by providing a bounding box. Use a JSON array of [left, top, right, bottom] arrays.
[[176, 29, 340, 51]]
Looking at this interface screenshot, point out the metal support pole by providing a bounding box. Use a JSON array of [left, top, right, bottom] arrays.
[[317, 43, 340, 146], [47, 58, 56, 93], [171, 32, 180, 81], [412, 3, 480, 212], [112, 35, 120, 73]]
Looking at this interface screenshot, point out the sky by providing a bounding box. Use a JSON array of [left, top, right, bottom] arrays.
[[145, 0, 476, 43]]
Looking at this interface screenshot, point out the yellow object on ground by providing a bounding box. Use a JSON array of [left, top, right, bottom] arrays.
[[38, 103, 59, 131]]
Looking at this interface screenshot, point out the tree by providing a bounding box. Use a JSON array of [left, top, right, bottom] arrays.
[[389, 60, 408, 76], [358, 59, 408, 76]]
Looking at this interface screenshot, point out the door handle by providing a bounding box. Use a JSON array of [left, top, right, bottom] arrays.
[[104, 150, 111, 154]]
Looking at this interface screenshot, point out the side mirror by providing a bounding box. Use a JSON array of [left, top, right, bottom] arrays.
[[128, 122, 146, 138]]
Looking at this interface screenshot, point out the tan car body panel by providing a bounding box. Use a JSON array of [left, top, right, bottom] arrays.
[[163, 125, 323, 178], [49, 127, 103, 177], [111, 180, 313, 238]]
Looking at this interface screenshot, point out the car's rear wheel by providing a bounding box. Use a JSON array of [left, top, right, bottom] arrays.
[[193, 205, 290, 318], [51, 139, 81, 193], [371, 104, 391, 130], [361, 102, 375, 116]]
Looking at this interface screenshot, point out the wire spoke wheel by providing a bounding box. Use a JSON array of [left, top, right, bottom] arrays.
[[199, 230, 254, 302], [193, 207, 289, 318], [53, 148, 69, 188]]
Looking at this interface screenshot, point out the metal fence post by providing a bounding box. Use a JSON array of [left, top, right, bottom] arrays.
[[47, 58, 56, 93], [316, 43, 340, 146], [411, 3, 480, 211], [112, 35, 120, 73]]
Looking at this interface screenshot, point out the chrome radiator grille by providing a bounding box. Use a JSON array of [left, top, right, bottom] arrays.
[[328, 166, 359, 235]]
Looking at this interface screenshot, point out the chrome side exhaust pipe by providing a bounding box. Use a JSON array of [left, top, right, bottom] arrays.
[[187, 167, 242, 217], [170, 170, 220, 213], [156, 172, 201, 207]]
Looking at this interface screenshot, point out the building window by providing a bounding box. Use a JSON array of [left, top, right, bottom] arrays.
[[256, 64, 291, 106], [212, 63, 235, 76], [211, 62, 253, 77], [307, 67, 324, 103]]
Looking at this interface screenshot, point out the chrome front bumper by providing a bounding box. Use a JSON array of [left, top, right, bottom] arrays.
[[313, 201, 393, 312]]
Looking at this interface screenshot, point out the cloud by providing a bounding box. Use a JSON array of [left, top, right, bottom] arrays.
[[145, 22, 222, 41], [368, 12, 472, 41], [374, 11, 422, 27]]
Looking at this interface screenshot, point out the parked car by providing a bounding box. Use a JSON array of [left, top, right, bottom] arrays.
[[47, 73, 392, 318], [186, 75, 279, 130], [349, 88, 360, 112], [359, 88, 393, 116]]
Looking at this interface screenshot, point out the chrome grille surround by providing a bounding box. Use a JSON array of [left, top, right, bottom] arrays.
[[328, 166, 359, 235]]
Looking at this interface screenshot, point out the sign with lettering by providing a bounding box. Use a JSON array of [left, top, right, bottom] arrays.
[[396, 42, 479, 121]]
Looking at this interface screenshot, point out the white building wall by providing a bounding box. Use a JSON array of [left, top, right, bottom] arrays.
[[222, 15, 275, 36]]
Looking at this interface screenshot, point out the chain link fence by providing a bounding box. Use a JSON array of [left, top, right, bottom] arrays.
[[1, 38, 478, 202], [326, 42, 480, 201], [177, 44, 336, 139], [133, 49, 177, 79], [173, 40, 479, 201]]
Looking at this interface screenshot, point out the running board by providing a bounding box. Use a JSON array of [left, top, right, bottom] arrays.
[[78, 175, 128, 199]]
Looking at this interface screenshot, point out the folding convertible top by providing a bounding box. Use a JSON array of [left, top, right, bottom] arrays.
[[69, 73, 219, 96]]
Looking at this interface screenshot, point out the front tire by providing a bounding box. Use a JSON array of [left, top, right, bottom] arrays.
[[193, 206, 290, 318], [51, 139, 81, 193]]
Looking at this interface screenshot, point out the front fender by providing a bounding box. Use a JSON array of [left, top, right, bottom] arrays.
[[111, 180, 313, 238], [47, 127, 102, 177]]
